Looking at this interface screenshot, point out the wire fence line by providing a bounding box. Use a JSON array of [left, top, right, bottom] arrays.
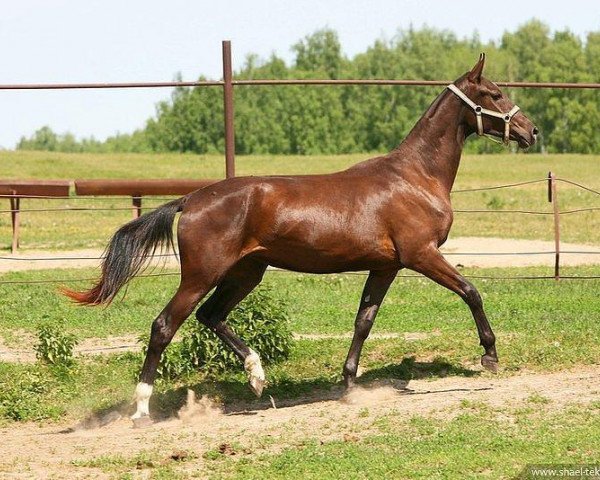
[[0, 176, 592, 201], [0, 194, 181, 201], [1, 268, 599, 286], [451, 178, 549, 193], [0, 176, 598, 216], [2, 249, 600, 263], [1, 175, 599, 285]]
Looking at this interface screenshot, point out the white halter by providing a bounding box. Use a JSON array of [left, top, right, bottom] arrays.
[[447, 83, 520, 144]]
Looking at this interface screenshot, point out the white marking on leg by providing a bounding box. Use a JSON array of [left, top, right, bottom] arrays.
[[244, 348, 265, 397], [131, 382, 153, 419]]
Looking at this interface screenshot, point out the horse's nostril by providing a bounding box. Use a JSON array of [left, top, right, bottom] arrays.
[[532, 127, 539, 136]]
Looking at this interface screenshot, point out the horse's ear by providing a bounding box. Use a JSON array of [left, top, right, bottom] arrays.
[[468, 53, 486, 83]]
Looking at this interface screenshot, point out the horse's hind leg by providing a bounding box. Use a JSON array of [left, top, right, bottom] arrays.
[[406, 245, 498, 371], [132, 274, 210, 424], [343, 268, 398, 389], [195, 258, 268, 396]]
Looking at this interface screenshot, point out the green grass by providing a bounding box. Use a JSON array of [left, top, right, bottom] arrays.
[[203, 404, 600, 480], [1, 265, 598, 340], [1, 151, 599, 477], [1, 151, 599, 249], [1, 266, 599, 424]]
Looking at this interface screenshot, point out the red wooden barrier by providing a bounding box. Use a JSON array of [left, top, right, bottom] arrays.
[[74, 179, 219, 218], [0, 180, 71, 253]]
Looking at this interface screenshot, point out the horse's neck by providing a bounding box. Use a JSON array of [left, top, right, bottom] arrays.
[[394, 90, 468, 193]]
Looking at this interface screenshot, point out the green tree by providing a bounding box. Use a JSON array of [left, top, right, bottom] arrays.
[[16, 22, 600, 155]]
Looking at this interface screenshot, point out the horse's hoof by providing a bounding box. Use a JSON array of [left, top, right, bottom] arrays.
[[245, 349, 265, 398], [132, 415, 153, 429], [249, 375, 264, 398], [481, 355, 499, 373]]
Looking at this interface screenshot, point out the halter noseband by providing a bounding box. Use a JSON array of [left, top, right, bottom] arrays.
[[447, 83, 520, 144]]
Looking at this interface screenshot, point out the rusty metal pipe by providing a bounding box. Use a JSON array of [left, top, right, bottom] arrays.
[[74, 179, 218, 196], [4, 80, 600, 90], [222, 40, 236, 178], [548, 172, 561, 281], [0, 81, 222, 90]]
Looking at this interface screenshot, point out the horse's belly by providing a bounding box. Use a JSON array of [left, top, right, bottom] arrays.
[[254, 236, 397, 273]]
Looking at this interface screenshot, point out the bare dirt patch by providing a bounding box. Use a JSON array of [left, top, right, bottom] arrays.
[[0, 248, 179, 273], [1, 236, 599, 274], [0, 332, 437, 364], [1, 365, 599, 478], [0, 332, 141, 363], [442, 236, 600, 268]]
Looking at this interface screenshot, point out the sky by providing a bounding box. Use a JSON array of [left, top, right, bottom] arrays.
[[1, 0, 599, 149]]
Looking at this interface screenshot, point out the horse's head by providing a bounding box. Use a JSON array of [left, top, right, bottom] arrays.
[[450, 54, 538, 148]]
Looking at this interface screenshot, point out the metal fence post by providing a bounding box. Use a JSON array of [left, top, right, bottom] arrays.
[[9, 193, 20, 254], [548, 171, 560, 281], [222, 40, 235, 178], [132, 196, 142, 219]]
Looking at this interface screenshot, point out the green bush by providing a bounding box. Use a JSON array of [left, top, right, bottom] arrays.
[[141, 286, 293, 380], [35, 323, 78, 366], [0, 369, 65, 421]]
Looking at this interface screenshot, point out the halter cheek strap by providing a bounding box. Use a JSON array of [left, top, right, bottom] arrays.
[[447, 83, 520, 144]]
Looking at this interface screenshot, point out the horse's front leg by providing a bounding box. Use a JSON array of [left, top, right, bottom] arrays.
[[406, 245, 498, 371], [343, 268, 398, 389]]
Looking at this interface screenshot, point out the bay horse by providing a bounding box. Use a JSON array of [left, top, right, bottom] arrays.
[[64, 54, 537, 424]]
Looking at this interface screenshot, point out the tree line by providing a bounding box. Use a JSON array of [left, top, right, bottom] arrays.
[[17, 20, 600, 155]]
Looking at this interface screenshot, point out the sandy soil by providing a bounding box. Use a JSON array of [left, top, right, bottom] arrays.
[[441, 236, 600, 268], [1, 237, 599, 274], [1, 365, 599, 479], [0, 332, 438, 364], [0, 248, 179, 273]]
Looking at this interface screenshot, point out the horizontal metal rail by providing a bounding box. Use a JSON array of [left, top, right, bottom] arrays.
[[0, 81, 222, 90], [3, 80, 600, 90]]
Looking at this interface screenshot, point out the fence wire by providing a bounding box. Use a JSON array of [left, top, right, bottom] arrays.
[[1, 177, 599, 215], [1, 268, 599, 286], [1, 176, 599, 285]]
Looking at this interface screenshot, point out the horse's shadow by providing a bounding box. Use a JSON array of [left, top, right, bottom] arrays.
[[68, 357, 483, 431]]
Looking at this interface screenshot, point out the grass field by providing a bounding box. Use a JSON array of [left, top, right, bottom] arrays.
[[1, 151, 599, 249], [1, 150, 600, 478], [1, 266, 599, 421], [1, 266, 600, 477]]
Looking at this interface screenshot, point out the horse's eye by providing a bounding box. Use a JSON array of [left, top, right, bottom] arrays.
[[491, 92, 502, 100]]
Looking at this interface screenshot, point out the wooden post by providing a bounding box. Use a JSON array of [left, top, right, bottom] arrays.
[[548, 172, 560, 281], [222, 40, 235, 178], [132, 196, 142, 219], [9, 193, 20, 254]]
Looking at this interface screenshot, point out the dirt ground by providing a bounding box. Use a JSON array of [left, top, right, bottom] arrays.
[[0, 332, 439, 364], [1, 236, 599, 273], [1, 237, 599, 478], [1, 365, 600, 479]]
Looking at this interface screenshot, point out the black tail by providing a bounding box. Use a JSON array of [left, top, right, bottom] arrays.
[[62, 197, 185, 305]]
